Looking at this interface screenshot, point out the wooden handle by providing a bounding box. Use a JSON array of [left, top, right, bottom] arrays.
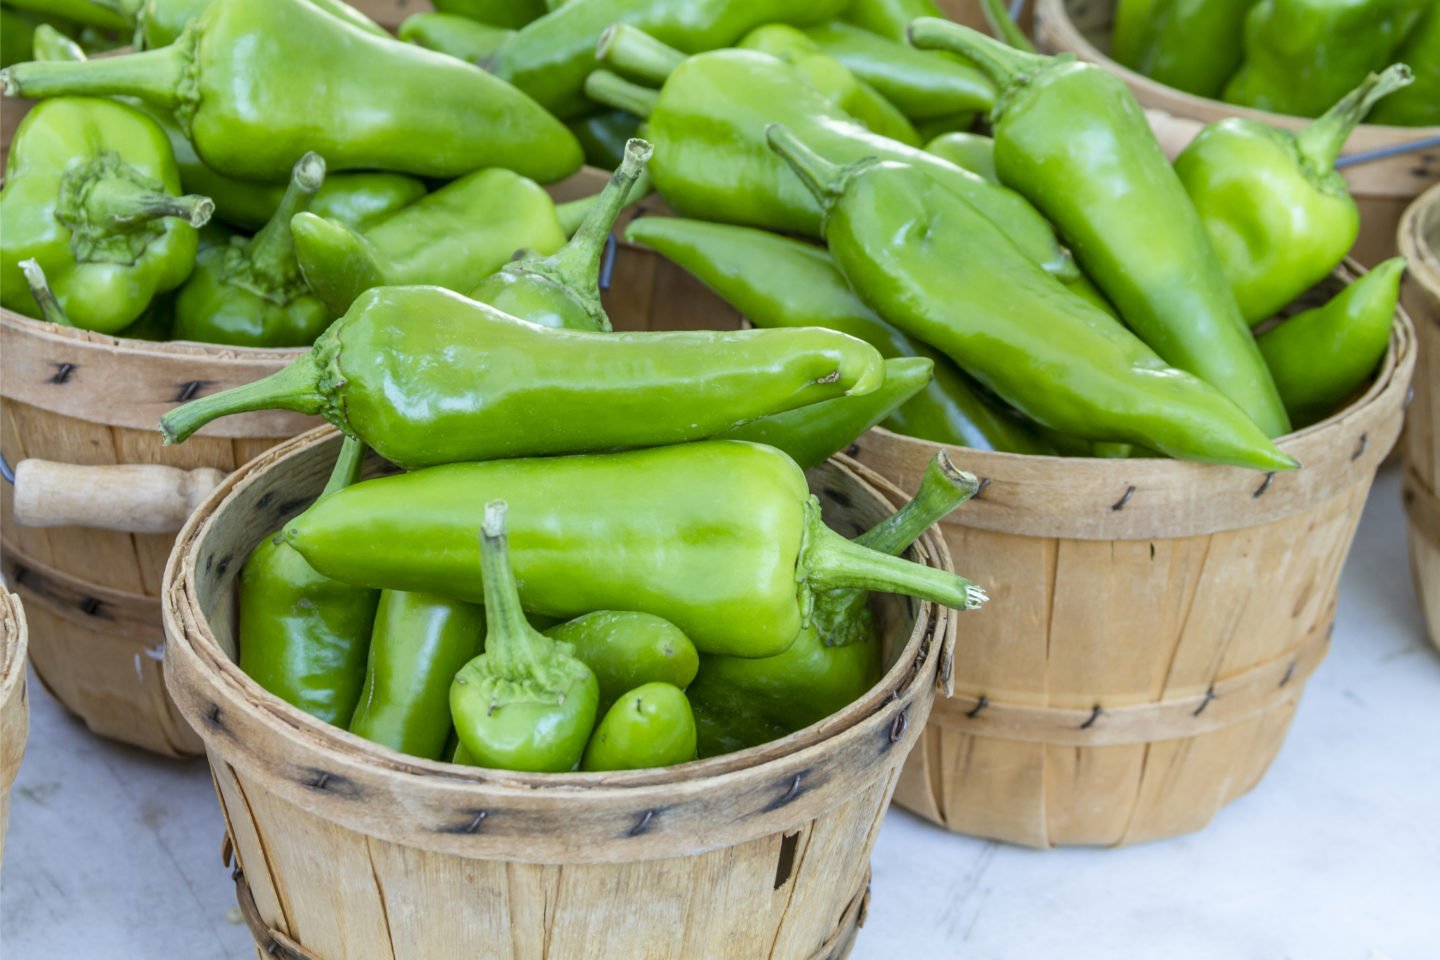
[[13, 459, 226, 534]]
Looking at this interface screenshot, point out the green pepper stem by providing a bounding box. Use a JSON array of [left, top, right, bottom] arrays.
[[159, 354, 325, 444], [478, 501, 549, 673], [583, 69, 659, 119], [85, 176, 214, 229], [764, 124, 848, 208], [321, 434, 367, 497], [19, 259, 74, 327], [907, 16, 1047, 89], [249, 151, 326, 287], [0, 41, 186, 105], [804, 516, 988, 611], [856, 451, 979, 554], [1297, 64, 1415, 173], [556, 169, 652, 237], [596, 23, 686, 85], [977, 0, 1036, 53]]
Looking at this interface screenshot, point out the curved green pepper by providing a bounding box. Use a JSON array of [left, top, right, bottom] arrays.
[[843, 0, 941, 41], [398, 12, 513, 64], [239, 436, 378, 726], [487, 0, 847, 120], [431, 0, 547, 30], [173, 151, 330, 347], [1223, 0, 1429, 117], [766, 124, 1296, 471], [160, 285, 885, 466], [348, 589, 486, 759], [136, 0, 386, 49], [1, 0, 584, 183], [451, 501, 599, 773], [912, 20, 1291, 438], [291, 168, 567, 317], [21, 254, 175, 339], [691, 449, 979, 755], [1370, 4, 1440, 125], [280, 440, 987, 658], [469, 139, 651, 332], [1176, 65, 1414, 327], [806, 21, 995, 122], [0, 97, 211, 333], [31, 25, 87, 62], [923, 131, 998, 183], [588, 36, 1070, 279], [622, 214, 1053, 453], [544, 611, 699, 714], [1258, 257, 1404, 427], [1111, 0, 1258, 98], [4, 0, 134, 32], [582, 682, 696, 771], [567, 110, 645, 170]]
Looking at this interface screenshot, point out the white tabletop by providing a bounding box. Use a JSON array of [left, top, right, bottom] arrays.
[[3, 466, 1437, 959]]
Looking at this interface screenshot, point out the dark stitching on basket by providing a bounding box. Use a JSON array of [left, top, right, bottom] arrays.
[[174, 380, 212, 403], [277, 498, 311, 518], [965, 696, 989, 719], [1192, 687, 1217, 717], [762, 775, 805, 813], [844, 442, 861, 458], [826, 487, 852, 509], [204, 703, 223, 729], [308, 772, 333, 791], [1279, 661, 1297, 687], [1351, 434, 1368, 461], [1079, 705, 1102, 730], [48, 362, 76, 384], [256, 492, 275, 510], [973, 478, 991, 500], [438, 810, 489, 835], [629, 810, 655, 837], [1253, 472, 1275, 498], [889, 708, 909, 743], [10, 565, 28, 587], [78, 596, 102, 617], [1111, 486, 1135, 511]]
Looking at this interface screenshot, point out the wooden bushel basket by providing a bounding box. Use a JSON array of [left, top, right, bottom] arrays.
[[1399, 183, 1440, 652], [850, 265, 1415, 847], [1, 589, 27, 870], [162, 427, 955, 960], [1034, 0, 1440, 267]]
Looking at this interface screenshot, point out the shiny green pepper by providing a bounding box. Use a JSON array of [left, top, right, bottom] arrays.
[[567, 109, 645, 169], [765, 123, 1295, 471], [451, 501, 599, 773], [843, 0, 942, 41], [172, 151, 330, 347], [582, 682, 696, 771], [280, 440, 987, 658], [0, 97, 211, 333], [398, 12, 512, 64], [923, 131, 998, 182], [4, 0, 133, 32], [912, 20, 1291, 438], [1, 0, 584, 182], [136, 0, 386, 49], [431, 0, 547, 30], [1258, 257, 1404, 427], [239, 436, 378, 726], [160, 285, 886, 468], [1176, 65, 1414, 326], [1111, 0, 1258, 98], [30, 24, 86, 62], [1370, 4, 1440, 125], [544, 611, 699, 714]]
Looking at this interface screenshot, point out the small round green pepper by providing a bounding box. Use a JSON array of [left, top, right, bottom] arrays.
[[582, 682, 697, 772]]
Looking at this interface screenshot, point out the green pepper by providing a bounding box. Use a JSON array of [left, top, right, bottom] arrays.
[[1222, 0, 1430, 116], [765, 124, 1296, 471], [716, 356, 935, 468], [469, 139, 651, 332], [0, 97, 211, 334], [2, 9, 41, 69], [30, 24, 86, 62], [159, 285, 886, 467], [582, 682, 696, 771], [544, 611, 699, 714], [290, 168, 568, 317], [451, 501, 599, 773], [487, 0, 848, 120], [1258, 258, 1404, 427], [398, 12, 512, 64], [172, 151, 330, 347], [349, 589, 486, 759], [1370, 4, 1440, 125], [1, 0, 584, 183], [843, 0, 943, 41], [912, 20, 1291, 439], [281, 440, 987, 658], [1175, 66, 1414, 327], [923, 131, 997, 183], [805, 21, 995, 123], [4, 0, 134, 32], [431, 0, 548, 30], [567, 109, 645, 170], [585, 38, 1072, 278], [621, 214, 1053, 453], [736, 23, 921, 147], [238, 436, 379, 726], [1111, 0, 1258, 98], [136, 0, 386, 49], [22, 254, 175, 338]]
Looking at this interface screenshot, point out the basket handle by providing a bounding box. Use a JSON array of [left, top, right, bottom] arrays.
[[10, 458, 225, 534]]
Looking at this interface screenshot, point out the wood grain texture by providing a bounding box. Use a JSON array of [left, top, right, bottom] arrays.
[[1034, 0, 1440, 266], [854, 283, 1413, 847], [0, 590, 27, 871], [162, 427, 957, 959]]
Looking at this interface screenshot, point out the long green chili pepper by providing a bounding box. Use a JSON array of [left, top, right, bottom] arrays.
[[582, 682, 697, 771], [239, 436, 379, 727], [159, 285, 885, 468], [911, 20, 1291, 438], [923, 131, 997, 182], [1110, 0, 1258, 98], [567, 109, 646, 169], [398, 12, 513, 63], [1370, 4, 1440, 125], [280, 440, 988, 658], [843, 0, 943, 41], [765, 123, 1296, 471], [543, 611, 699, 715], [136, 0, 388, 49], [450, 501, 600, 773], [431, 0, 547, 30], [6, 0, 134, 32]]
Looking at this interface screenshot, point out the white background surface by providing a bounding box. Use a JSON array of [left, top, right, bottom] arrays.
[[2, 467, 1437, 959]]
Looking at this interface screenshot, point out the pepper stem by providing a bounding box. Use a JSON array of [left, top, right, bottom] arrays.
[[582, 69, 659, 119], [857, 451, 980, 554], [19, 259, 74, 327], [1296, 64, 1415, 173], [0, 40, 186, 106], [596, 23, 686, 85], [478, 501, 549, 673], [159, 354, 325, 444], [321, 434, 367, 497], [555, 170, 652, 237], [249, 151, 326, 287], [85, 176, 214, 229], [907, 16, 1047, 90], [764, 124, 849, 209], [977, 0, 1037, 53]]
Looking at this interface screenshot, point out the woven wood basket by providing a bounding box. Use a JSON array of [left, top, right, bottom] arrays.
[[849, 264, 1415, 846], [0, 589, 27, 871], [162, 426, 956, 960], [1034, 0, 1440, 267], [1399, 183, 1440, 652]]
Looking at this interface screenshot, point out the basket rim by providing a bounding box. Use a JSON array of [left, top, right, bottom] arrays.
[[1399, 181, 1440, 294]]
